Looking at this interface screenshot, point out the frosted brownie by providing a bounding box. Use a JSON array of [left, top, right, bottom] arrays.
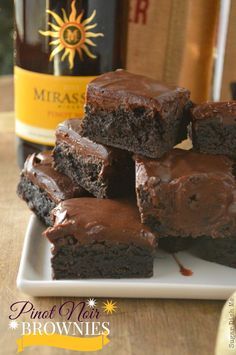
[[191, 237, 236, 268], [53, 119, 134, 198], [81, 70, 191, 158], [17, 151, 87, 226], [135, 149, 236, 239], [158, 237, 194, 253], [44, 198, 156, 279], [191, 101, 236, 158]]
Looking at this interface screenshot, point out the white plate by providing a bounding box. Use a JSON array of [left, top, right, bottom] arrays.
[[17, 215, 236, 299]]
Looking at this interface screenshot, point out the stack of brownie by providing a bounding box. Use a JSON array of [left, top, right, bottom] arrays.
[[81, 71, 236, 268], [188, 102, 236, 268], [17, 69, 236, 280]]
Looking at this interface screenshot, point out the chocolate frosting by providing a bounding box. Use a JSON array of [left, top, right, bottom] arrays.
[[22, 151, 86, 203], [55, 119, 130, 165], [135, 149, 235, 184], [85, 69, 190, 113], [44, 198, 156, 249], [192, 101, 236, 125], [135, 149, 236, 238]]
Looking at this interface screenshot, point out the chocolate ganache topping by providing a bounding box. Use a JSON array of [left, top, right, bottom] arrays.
[[44, 198, 156, 248], [85, 69, 190, 113], [192, 101, 236, 126], [56, 119, 130, 166], [23, 151, 85, 203], [135, 149, 236, 238]]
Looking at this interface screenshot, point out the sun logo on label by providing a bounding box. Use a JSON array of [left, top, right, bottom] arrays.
[[39, 0, 104, 69]]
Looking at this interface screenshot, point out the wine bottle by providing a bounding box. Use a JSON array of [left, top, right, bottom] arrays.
[[14, 0, 127, 167]]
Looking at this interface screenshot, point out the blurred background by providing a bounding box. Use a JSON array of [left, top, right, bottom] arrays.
[[0, 0, 236, 102], [0, 0, 13, 75]]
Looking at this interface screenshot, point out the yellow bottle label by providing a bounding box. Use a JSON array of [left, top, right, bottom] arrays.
[[15, 66, 96, 145]]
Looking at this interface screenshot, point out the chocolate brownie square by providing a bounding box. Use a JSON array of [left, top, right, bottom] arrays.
[[17, 151, 87, 226], [190, 237, 236, 268], [44, 198, 156, 279], [81, 70, 191, 158], [158, 237, 194, 253], [53, 119, 134, 199], [191, 101, 236, 158], [135, 149, 236, 239]]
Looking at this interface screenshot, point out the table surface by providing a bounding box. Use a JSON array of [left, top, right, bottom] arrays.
[[0, 76, 224, 355]]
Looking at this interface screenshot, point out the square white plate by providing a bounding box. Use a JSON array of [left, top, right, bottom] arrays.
[[17, 215, 236, 299]]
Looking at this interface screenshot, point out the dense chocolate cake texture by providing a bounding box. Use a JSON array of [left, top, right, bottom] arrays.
[[17, 151, 87, 225], [53, 119, 134, 198], [81, 70, 191, 159], [44, 198, 156, 279], [191, 101, 236, 158]]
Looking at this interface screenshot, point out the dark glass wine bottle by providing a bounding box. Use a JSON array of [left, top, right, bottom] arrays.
[[14, 0, 127, 167]]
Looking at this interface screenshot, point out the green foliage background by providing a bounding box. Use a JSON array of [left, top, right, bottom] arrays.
[[0, 1, 13, 75]]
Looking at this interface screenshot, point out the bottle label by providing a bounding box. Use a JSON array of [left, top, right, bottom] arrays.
[[39, 0, 104, 70], [15, 66, 96, 145]]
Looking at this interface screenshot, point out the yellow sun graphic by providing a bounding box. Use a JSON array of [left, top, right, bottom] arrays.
[[39, 0, 104, 69], [102, 300, 118, 315]]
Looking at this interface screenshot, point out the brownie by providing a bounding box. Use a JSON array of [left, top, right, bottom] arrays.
[[190, 237, 236, 268], [135, 148, 236, 239], [191, 101, 236, 158], [158, 237, 194, 253], [17, 151, 87, 226], [81, 70, 191, 159], [44, 198, 156, 279], [53, 119, 134, 198]]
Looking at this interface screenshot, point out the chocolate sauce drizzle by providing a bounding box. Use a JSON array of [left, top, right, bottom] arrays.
[[172, 253, 193, 277]]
